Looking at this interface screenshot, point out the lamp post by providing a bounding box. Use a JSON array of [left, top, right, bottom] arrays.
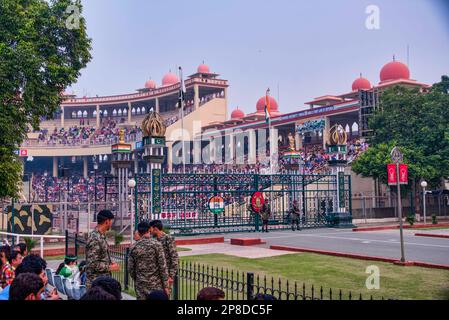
[[43, 171, 48, 203], [94, 161, 98, 214], [128, 178, 136, 244], [421, 181, 428, 224]]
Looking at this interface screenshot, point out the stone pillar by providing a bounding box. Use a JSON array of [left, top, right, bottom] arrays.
[[194, 84, 200, 110], [83, 156, 88, 179], [52, 157, 58, 178], [167, 143, 173, 173], [128, 102, 132, 124], [60, 106, 65, 128], [323, 116, 330, 150], [96, 105, 100, 128], [248, 129, 257, 165], [155, 97, 160, 113]]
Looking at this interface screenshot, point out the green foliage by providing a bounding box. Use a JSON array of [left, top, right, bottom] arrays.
[[353, 78, 449, 189], [23, 237, 37, 252], [406, 214, 415, 226], [0, 0, 92, 198], [432, 214, 438, 225], [114, 233, 124, 246]]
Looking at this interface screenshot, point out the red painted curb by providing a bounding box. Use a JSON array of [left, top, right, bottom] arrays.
[[269, 245, 449, 271], [230, 238, 265, 246], [415, 233, 449, 239], [353, 223, 449, 232], [175, 237, 224, 246]]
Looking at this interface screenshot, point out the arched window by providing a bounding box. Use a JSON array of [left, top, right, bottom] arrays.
[[352, 122, 359, 133], [83, 110, 88, 118], [141, 106, 146, 114], [123, 108, 127, 115], [93, 110, 97, 117], [113, 109, 117, 116], [345, 124, 350, 133], [132, 108, 136, 115], [137, 107, 141, 114], [118, 109, 122, 116], [77, 110, 82, 118], [103, 110, 108, 116], [71, 111, 76, 118]]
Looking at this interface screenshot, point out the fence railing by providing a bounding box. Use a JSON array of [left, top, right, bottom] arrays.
[[65, 233, 387, 300], [0, 231, 66, 258]]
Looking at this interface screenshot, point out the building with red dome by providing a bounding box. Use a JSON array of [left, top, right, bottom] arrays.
[[352, 75, 372, 91], [380, 59, 410, 83], [162, 72, 179, 86]]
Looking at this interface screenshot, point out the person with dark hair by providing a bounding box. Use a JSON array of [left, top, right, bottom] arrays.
[[129, 220, 169, 300], [253, 293, 277, 300], [80, 286, 116, 301], [14, 243, 28, 257], [146, 290, 169, 300], [0, 245, 10, 273], [91, 275, 122, 300], [289, 200, 301, 231], [85, 210, 119, 288], [1, 251, 22, 288], [0, 254, 60, 300], [149, 220, 179, 288], [9, 273, 45, 300], [56, 256, 79, 279], [197, 287, 225, 300]]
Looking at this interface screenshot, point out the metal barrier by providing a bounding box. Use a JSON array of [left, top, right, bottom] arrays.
[[0, 231, 65, 258]]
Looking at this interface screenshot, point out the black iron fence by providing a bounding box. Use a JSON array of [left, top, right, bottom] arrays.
[[65, 233, 386, 300]]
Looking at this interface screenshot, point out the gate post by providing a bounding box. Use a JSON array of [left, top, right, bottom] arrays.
[[65, 229, 69, 256], [246, 272, 255, 300], [173, 272, 179, 300], [124, 247, 130, 291], [253, 175, 260, 232]]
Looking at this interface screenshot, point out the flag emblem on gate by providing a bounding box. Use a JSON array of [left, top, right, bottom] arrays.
[[208, 196, 225, 215]]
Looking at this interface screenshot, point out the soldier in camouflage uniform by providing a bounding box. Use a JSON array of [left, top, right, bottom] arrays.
[[290, 200, 301, 231], [85, 210, 120, 288], [149, 220, 179, 286], [260, 202, 271, 233], [129, 221, 169, 300]]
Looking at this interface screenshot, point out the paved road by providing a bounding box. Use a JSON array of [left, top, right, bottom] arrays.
[[222, 228, 449, 266]]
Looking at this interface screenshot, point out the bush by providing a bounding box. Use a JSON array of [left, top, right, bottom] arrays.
[[23, 237, 37, 252], [106, 230, 124, 246], [406, 214, 415, 226], [432, 214, 438, 225]]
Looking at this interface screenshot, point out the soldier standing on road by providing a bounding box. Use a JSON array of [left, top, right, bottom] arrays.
[[260, 202, 271, 233], [129, 221, 169, 300], [149, 220, 179, 289], [85, 210, 120, 288], [290, 200, 301, 231]]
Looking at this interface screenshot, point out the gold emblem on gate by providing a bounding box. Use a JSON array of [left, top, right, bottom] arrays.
[[329, 124, 348, 145], [142, 111, 166, 137]]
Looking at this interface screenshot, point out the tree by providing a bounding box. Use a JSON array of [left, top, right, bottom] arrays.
[[0, 0, 92, 198], [352, 76, 449, 215]]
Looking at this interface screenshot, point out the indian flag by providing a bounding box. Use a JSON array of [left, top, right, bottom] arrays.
[[265, 88, 271, 123]]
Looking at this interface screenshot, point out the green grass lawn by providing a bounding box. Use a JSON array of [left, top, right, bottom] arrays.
[[180, 253, 449, 300]]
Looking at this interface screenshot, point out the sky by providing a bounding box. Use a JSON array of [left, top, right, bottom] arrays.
[[69, 0, 449, 115]]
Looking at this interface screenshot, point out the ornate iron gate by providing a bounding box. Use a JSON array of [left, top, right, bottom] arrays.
[[133, 173, 352, 236]]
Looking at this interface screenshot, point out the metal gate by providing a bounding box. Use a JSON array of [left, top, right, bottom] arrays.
[[133, 173, 352, 236]]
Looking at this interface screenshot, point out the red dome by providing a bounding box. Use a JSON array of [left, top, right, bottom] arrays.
[[198, 64, 210, 74], [380, 60, 410, 82], [144, 79, 156, 89], [231, 108, 245, 119], [256, 96, 279, 112], [162, 72, 179, 86], [352, 76, 372, 91]]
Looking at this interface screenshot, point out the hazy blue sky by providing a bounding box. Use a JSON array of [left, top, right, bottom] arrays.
[[70, 0, 449, 115]]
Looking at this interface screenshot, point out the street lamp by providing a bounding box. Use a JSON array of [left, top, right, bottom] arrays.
[[421, 180, 428, 224], [93, 161, 99, 213], [128, 179, 136, 244]]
